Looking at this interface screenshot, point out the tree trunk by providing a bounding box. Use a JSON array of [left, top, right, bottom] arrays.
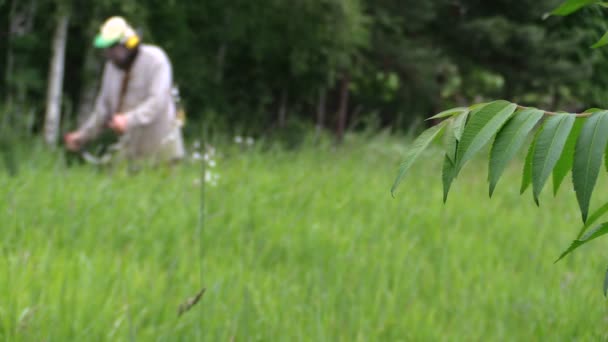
[[316, 87, 326, 138], [215, 43, 227, 84], [349, 105, 362, 131], [336, 73, 351, 143], [44, 12, 69, 147], [278, 89, 288, 128]]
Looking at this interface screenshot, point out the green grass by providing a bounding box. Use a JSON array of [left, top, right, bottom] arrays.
[[1, 133, 608, 341]]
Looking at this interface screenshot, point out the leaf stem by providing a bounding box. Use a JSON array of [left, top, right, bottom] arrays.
[[516, 105, 593, 118]]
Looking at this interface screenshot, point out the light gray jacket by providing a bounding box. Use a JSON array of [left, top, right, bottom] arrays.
[[78, 44, 184, 162]]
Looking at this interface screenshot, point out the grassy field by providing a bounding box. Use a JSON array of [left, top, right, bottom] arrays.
[[1, 133, 608, 341]]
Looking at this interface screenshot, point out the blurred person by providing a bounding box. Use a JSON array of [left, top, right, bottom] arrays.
[[64, 16, 184, 165]]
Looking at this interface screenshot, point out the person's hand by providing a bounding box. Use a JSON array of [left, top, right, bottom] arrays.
[[108, 113, 128, 134], [64, 131, 84, 151]]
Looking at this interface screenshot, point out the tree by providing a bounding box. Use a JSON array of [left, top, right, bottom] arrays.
[[391, 0, 608, 295], [44, 3, 70, 146]]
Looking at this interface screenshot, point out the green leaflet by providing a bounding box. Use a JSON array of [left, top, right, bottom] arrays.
[[576, 200, 608, 239], [605, 136, 608, 172], [444, 120, 456, 162], [555, 222, 608, 262], [391, 122, 446, 196], [444, 111, 469, 163], [520, 132, 537, 194], [551, 0, 598, 16], [445, 136, 458, 163], [453, 111, 469, 142], [455, 100, 517, 174], [590, 107, 608, 179], [442, 154, 456, 203], [442, 116, 462, 200], [532, 114, 575, 205], [552, 118, 584, 196], [587, 108, 606, 182], [572, 111, 608, 222], [583, 108, 605, 113], [592, 31, 608, 48], [428, 107, 469, 120], [488, 108, 544, 197], [469, 102, 489, 111]]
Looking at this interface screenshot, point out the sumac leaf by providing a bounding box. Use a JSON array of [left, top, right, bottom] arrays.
[[489, 108, 544, 197], [572, 111, 608, 222], [555, 222, 608, 262], [456, 100, 517, 173], [392, 122, 446, 196], [532, 114, 575, 205]]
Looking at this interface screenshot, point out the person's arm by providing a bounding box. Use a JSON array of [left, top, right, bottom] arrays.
[[77, 64, 113, 141], [123, 56, 172, 128]]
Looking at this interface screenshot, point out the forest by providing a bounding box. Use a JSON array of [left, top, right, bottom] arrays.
[[2, 0, 608, 143]]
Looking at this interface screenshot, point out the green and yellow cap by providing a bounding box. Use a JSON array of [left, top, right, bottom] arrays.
[[94, 16, 137, 48]]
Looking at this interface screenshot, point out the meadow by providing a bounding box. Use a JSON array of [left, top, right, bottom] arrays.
[[1, 132, 607, 341]]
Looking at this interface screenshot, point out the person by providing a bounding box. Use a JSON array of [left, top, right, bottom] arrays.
[[64, 16, 185, 165]]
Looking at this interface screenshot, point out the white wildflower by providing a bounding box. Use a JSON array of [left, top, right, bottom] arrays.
[[211, 173, 220, 187], [246, 137, 255, 146], [204, 170, 219, 186], [234, 136, 243, 144], [206, 145, 216, 156]]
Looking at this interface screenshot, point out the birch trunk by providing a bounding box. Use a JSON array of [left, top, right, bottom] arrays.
[[44, 13, 69, 146]]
